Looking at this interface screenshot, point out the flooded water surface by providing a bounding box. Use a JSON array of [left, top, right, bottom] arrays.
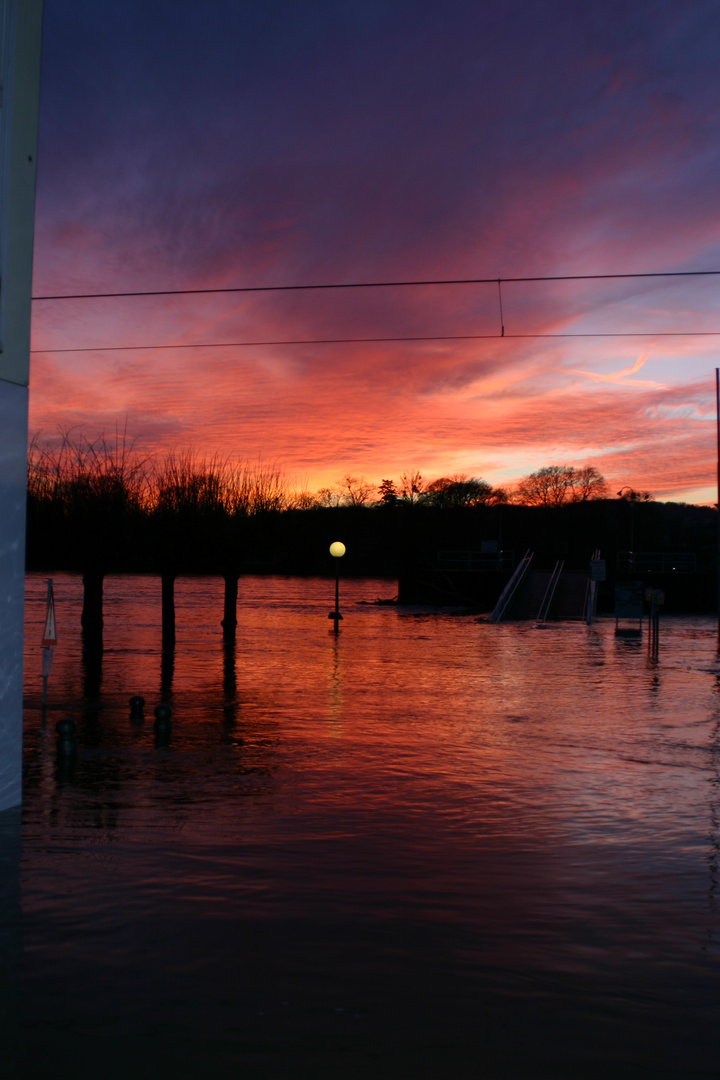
[[12, 573, 720, 1077]]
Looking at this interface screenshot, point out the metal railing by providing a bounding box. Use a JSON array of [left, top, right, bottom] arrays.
[[437, 550, 514, 572], [616, 552, 697, 573]]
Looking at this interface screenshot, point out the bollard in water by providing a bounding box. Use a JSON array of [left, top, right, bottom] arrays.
[[55, 717, 77, 756], [129, 695, 145, 719], [153, 704, 172, 734], [153, 704, 172, 746]]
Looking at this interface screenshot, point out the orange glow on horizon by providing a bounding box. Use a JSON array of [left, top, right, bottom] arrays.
[[28, 303, 719, 503]]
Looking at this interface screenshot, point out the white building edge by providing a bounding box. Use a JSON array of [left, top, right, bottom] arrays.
[[0, 0, 43, 813]]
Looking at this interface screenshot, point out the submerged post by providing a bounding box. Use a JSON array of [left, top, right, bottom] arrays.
[[646, 587, 663, 661], [586, 549, 604, 625], [221, 573, 238, 641], [161, 571, 176, 650], [81, 570, 104, 649]]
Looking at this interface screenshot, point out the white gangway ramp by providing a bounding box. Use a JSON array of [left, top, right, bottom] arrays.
[[491, 550, 533, 623], [537, 560, 564, 623]]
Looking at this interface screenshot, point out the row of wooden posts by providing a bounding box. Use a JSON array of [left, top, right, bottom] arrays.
[[80, 570, 240, 649]]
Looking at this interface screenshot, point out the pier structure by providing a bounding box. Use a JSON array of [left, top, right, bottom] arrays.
[[491, 553, 590, 622], [399, 540, 710, 620]]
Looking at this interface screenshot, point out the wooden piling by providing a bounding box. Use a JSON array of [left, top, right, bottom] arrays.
[[81, 570, 104, 648], [161, 572, 176, 650], [221, 573, 238, 641], [160, 647, 174, 696]]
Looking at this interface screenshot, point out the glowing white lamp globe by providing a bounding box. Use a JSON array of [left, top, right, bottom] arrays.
[[329, 541, 346, 558]]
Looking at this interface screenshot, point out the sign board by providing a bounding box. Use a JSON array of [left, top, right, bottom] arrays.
[[41, 582, 57, 647], [644, 588, 665, 606], [590, 559, 606, 581], [615, 581, 643, 619]]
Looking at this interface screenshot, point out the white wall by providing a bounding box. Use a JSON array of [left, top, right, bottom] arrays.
[[0, 0, 43, 813], [0, 382, 28, 812], [0, 804, 21, 1064]]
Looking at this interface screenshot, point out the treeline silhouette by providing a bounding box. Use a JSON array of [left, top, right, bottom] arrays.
[[26, 431, 717, 617]]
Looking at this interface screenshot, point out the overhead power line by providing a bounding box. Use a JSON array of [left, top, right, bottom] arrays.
[[29, 330, 720, 354], [30, 268, 720, 302]]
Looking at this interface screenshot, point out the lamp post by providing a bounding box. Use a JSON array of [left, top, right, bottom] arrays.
[[617, 487, 635, 577], [328, 541, 345, 633]]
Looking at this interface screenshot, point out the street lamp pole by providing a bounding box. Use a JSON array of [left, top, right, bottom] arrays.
[[328, 541, 346, 633]]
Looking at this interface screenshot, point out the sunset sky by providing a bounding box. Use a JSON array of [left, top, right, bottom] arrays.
[[29, 0, 720, 502]]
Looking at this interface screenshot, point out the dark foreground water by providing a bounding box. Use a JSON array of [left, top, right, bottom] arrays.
[[6, 573, 720, 1077]]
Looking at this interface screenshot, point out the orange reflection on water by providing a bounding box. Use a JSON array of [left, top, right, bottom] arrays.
[[23, 572, 720, 869], [19, 573, 720, 1071]]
